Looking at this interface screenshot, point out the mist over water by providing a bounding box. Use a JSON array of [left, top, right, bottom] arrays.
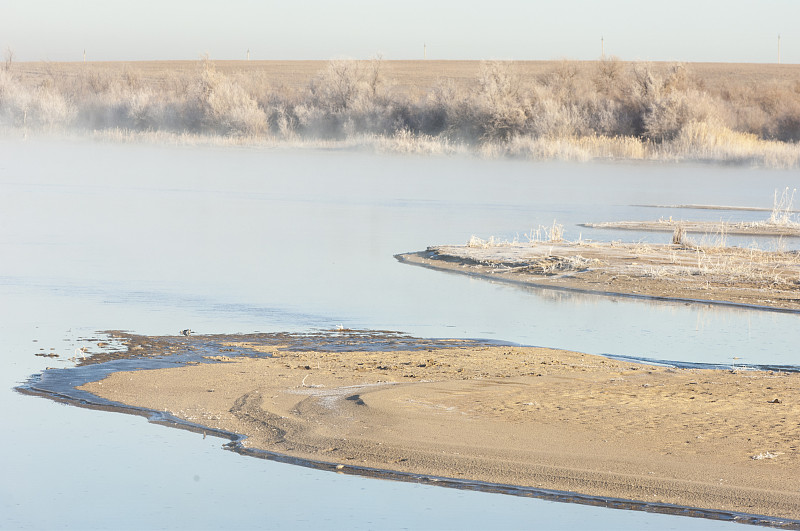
[[1, 137, 797, 529], [3, 137, 796, 363]]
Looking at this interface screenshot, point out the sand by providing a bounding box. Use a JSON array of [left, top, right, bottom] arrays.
[[397, 242, 800, 312], [79, 339, 800, 521]]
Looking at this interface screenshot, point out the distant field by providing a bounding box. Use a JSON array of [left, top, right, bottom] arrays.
[[11, 59, 800, 96]]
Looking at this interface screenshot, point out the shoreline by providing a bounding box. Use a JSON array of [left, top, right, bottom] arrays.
[[4, 59, 800, 168], [73, 334, 800, 522]]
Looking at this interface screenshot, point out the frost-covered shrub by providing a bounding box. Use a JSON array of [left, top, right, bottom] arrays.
[[0, 70, 74, 128], [593, 56, 624, 97], [308, 59, 369, 113], [30, 85, 74, 126], [643, 90, 718, 142], [187, 61, 267, 135], [422, 80, 477, 139], [301, 57, 394, 138], [474, 61, 530, 141], [0, 69, 31, 125]]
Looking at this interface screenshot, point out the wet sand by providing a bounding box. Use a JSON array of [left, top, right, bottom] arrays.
[[397, 242, 800, 312], [80, 340, 800, 521]]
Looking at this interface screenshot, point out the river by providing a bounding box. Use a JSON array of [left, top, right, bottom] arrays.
[[2, 137, 797, 529]]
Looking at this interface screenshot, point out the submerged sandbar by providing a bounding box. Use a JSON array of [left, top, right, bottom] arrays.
[[79, 335, 800, 521], [581, 220, 800, 237]]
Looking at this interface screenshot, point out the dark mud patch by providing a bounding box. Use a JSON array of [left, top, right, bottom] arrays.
[[69, 329, 503, 367]]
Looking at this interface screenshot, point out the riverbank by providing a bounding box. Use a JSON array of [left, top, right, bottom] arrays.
[[397, 241, 800, 312], [78, 336, 800, 521], [3, 59, 800, 167]]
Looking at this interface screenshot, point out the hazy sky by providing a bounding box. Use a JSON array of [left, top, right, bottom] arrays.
[[1, 0, 798, 63]]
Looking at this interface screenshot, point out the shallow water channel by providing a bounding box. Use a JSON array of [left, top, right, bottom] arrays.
[[2, 137, 799, 529]]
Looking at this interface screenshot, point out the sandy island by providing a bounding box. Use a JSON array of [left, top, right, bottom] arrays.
[[396, 241, 800, 312], [79, 338, 800, 521]]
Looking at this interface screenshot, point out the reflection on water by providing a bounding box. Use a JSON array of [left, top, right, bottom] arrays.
[[2, 138, 798, 529]]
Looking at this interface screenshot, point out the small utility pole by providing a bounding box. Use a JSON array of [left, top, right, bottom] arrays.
[[83, 49, 86, 62], [601, 36, 605, 59], [247, 48, 250, 61], [424, 43, 427, 59], [778, 34, 781, 64]]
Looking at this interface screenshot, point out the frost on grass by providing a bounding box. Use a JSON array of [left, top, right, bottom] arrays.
[[426, 212, 800, 293], [768, 187, 798, 226], [751, 452, 781, 460]]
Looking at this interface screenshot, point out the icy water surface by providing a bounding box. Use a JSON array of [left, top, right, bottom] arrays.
[[2, 137, 799, 529]]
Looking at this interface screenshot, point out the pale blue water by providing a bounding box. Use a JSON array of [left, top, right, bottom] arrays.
[[2, 137, 798, 529]]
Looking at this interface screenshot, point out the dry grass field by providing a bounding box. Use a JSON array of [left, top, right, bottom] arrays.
[[3, 59, 800, 165], [10, 59, 800, 96]]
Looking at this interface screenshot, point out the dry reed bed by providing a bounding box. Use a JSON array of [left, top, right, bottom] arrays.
[[2, 59, 800, 166]]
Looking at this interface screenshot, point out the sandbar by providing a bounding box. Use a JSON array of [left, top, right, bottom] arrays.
[[79, 338, 800, 521], [397, 242, 800, 312]]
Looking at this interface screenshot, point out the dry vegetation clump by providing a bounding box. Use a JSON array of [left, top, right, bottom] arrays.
[[0, 68, 74, 127], [2, 58, 800, 166], [187, 59, 267, 135], [463, 195, 800, 290], [687, 244, 800, 288], [769, 187, 799, 225]]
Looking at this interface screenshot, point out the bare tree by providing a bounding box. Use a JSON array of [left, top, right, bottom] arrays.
[[310, 59, 365, 112], [477, 61, 528, 140], [367, 53, 383, 98], [4, 46, 15, 72], [594, 56, 622, 96], [550, 59, 578, 98]]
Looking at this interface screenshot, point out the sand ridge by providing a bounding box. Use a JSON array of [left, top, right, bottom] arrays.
[[79, 341, 800, 521]]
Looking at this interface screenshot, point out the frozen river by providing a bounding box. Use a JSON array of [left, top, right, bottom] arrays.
[[2, 137, 798, 529]]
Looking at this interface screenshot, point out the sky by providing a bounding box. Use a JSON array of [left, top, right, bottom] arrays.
[[1, 0, 798, 64]]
